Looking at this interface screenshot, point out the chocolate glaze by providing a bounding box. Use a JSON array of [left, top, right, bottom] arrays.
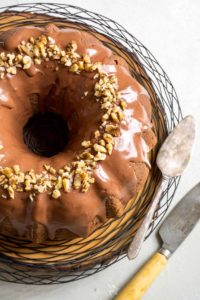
[[0, 25, 155, 241]]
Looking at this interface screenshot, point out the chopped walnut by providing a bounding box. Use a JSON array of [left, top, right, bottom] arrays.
[[52, 189, 61, 199], [81, 140, 91, 148], [93, 143, 107, 153]]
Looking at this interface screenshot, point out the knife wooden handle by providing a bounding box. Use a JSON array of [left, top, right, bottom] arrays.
[[114, 252, 167, 300]]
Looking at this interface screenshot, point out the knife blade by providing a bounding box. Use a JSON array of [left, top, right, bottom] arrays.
[[159, 182, 200, 256], [115, 183, 200, 300]]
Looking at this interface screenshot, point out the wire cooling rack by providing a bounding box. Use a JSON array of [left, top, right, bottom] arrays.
[[0, 3, 182, 284]]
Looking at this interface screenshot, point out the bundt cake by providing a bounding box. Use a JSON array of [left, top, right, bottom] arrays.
[[0, 24, 157, 243]]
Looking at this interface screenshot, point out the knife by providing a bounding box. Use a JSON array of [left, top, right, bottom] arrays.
[[114, 183, 200, 300]]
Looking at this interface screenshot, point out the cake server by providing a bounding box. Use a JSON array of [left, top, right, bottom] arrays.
[[128, 115, 196, 260], [115, 182, 200, 300]]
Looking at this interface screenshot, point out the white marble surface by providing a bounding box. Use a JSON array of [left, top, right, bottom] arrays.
[[0, 0, 200, 299]]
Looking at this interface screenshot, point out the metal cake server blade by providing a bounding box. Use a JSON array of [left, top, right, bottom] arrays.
[[115, 183, 200, 300], [128, 115, 196, 260], [159, 182, 200, 255]]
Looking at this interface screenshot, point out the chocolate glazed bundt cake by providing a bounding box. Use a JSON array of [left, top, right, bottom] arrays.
[[0, 24, 157, 243]]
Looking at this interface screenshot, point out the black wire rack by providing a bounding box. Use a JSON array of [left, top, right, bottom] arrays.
[[0, 3, 182, 284]]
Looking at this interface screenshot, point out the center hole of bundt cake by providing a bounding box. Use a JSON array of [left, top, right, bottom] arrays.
[[23, 112, 69, 157]]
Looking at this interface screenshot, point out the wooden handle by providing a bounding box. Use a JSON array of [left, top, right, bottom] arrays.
[[114, 252, 167, 300]]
